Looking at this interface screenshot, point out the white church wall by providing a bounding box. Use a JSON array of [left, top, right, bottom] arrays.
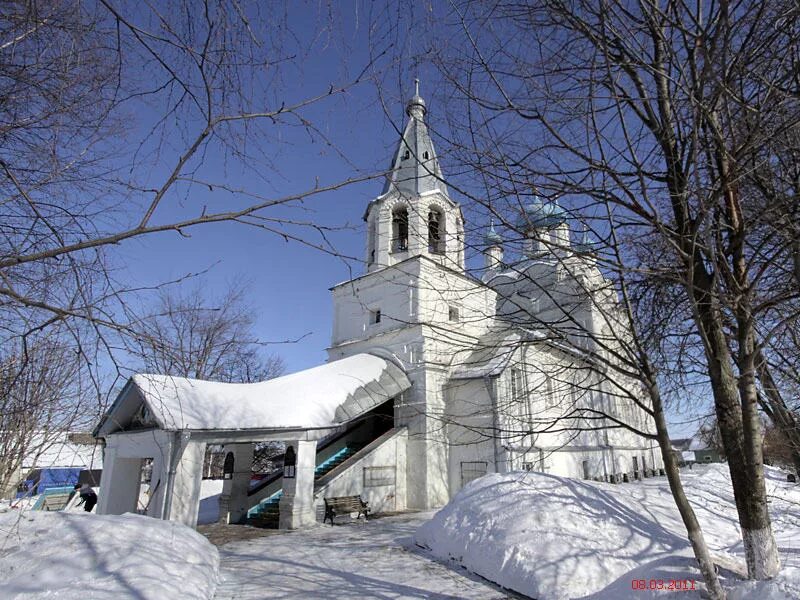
[[445, 377, 498, 497], [415, 259, 496, 343], [421, 368, 451, 507], [331, 260, 421, 347], [314, 428, 407, 514]]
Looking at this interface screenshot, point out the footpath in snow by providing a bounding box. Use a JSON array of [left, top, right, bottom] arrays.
[[415, 464, 800, 600], [213, 512, 518, 599]]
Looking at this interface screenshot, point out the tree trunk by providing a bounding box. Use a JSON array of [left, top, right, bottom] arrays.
[[649, 379, 726, 599], [737, 321, 781, 579], [688, 268, 780, 579]]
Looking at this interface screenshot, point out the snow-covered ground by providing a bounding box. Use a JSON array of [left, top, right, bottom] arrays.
[[214, 512, 514, 599], [2, 464, 798, 600], [415, 464, 800, 600], [0, 510, 219, 599]]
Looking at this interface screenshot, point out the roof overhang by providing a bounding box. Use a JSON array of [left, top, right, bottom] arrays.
[[95, 353, 411, 437]]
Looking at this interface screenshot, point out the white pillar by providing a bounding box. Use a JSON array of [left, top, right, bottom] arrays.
[[279, 440, 317, 529], [166, 439, 206, 527], [97, 444, 142, 515]]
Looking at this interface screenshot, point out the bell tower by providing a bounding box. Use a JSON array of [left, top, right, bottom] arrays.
[[364, 81, 464, 273]]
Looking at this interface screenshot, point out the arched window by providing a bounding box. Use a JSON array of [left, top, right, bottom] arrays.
[[428, 209, 444, 254], [392, 206, 409, 252], [403, 149, 410, 160], [423, 151, 429, 160], [367, 216, 377, 265], [223, 452, 235, 480], [283, 446, 296, 479]]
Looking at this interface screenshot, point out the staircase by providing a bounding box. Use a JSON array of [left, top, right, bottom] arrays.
[[32, 486, 75, 511], [246, 444, 364, 528]]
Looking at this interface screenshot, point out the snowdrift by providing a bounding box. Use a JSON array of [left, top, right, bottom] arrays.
[[415, 465, 800, 599], [0, 510, 219, 599]]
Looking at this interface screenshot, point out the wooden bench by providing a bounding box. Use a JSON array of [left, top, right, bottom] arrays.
[[323, 495, 369, 525]]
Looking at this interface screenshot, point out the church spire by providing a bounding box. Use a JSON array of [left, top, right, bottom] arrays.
[[381, 81, 447, 197], [365, 82, 464, 273]]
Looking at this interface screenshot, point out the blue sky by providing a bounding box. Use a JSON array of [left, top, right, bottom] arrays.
[[116, 3, 419, 373]]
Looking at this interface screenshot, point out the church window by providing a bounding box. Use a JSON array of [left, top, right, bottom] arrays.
[[461, 461, 487, 487], [223, 452, 235, 480], [511, 368, 525, 402], [423, 151, 429, 160], [456, 218, 463, 265], [370, 309, 381, 325], [582, 459, 591, 480], [403, 149, 410, 160], [428, 209, 443, 254], [545, 376, 556, 408], [448, 305, 459, 322], [392, 206, 409, 252], [632, 456, 639, 479]]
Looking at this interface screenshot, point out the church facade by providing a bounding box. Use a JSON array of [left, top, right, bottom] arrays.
[[328, 86, 662, 509]]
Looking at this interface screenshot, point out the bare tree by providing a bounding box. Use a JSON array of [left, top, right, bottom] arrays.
[[0, 336, 97, 498], [131, 284, 285, 383], [0, 1, 385, 387], [420, 0, 800, 580], [130, 282, 286, 480]]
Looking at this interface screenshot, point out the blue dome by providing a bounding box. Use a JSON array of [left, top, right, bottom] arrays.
[[516, 197, 546, 228], [540, 201, 568, 228], [517, 197, 567, 229], [484, 221, 503, 246]]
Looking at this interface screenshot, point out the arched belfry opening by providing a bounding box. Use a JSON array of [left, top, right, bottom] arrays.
[[392, 206, 409, 252], [428, 208, 444, 254]]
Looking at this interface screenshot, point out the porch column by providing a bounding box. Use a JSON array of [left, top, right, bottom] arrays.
[[222, 443, 254, 524], [166, 439, 206, 527], [279, 439, 317, 529]]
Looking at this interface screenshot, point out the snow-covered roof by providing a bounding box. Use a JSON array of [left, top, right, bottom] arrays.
[[97, 353, 410, 434], [450, 327, 550, 380], [688, 436, 708, 451], [22, 432, 101, 470], [451, 330, 520, 379]]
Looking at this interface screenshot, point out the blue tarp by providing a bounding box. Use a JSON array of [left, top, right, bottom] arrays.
[[16, 467, 83, 497], [39, 467, 82, 491]]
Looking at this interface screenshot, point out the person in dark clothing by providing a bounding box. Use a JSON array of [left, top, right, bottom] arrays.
[[74, 484, 97, 512]]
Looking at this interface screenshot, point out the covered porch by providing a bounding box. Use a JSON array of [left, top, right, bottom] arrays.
[[94, 353, 410, 528]]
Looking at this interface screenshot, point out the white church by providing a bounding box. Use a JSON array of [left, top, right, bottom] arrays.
[[94, 85, 662, 529]]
